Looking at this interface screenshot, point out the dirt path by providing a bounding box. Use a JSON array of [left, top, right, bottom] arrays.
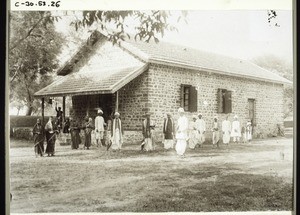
[[9, 137, 293, 212]]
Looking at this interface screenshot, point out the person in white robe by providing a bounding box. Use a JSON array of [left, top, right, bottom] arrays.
[[212, 116, 220, 148], [188, 115, 198, 149], [95, 109, 106, 147], [222, 116, 231, 145], [175, 108, 189, 156], [231, 115, 241, 143], [110, 112, 123, 151], [163, 113, 175, 150], [141, 113, 155, 151], [196, 113, 206, 147]]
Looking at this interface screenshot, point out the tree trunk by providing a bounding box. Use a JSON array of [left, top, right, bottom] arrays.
[[26, 105, 33, 116]]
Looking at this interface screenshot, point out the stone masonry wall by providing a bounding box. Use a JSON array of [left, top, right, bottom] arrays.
[[70, 63, 284, 144], [118, 71, 149, 131], [146, 63, 284, 142]]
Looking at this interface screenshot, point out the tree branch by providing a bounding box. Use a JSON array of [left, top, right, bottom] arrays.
[[9, 14, 47, 52], [10, 62, 22, 83]]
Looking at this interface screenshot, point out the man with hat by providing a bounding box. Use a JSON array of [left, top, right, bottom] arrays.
[[212, 116, 220, 148], [188, 115, 198, 149], [110, 112, 124, 151], [95, 109, 106, 147], [163, 113, 175, 150], [142, 113, 155, 151], [196, 113, 206, 147], [231, 115, 241, 143], [175, 108, 189, 157]]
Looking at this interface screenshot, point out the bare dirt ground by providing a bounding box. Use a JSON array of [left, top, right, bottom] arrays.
[[9, 137, 294, 213]]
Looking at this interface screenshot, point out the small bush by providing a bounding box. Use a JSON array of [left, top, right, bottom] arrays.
[[13, 127, 33, 140]]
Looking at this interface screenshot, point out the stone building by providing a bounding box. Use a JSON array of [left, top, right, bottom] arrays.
[[34, 31, 291, 144]]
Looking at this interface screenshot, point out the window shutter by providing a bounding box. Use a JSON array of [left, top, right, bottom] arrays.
[[217, 89, 223, 113], [180, 85, 184, 108], [189, 86, 198, 112], [224, 90, 232, 114]]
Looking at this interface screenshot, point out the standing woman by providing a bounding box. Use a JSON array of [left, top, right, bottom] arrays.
[[84, 117, 94, 150], [45, 117, 58, 157], [110, 112, 124, 151], [70, 119, 81, 149], [175, 108, 189, 157], [32, 118, 44, 157]]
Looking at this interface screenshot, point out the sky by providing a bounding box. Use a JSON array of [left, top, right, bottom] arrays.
[[160, 10, 293, 63], [163, 10, 293, 61], [55, 10, 294, 63]]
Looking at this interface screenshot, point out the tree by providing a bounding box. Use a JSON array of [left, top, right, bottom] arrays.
[[252, 55, 293, 118], [69, 11, 186, 44], [9, 11, 65, 115], [9, 11, 186, 115]]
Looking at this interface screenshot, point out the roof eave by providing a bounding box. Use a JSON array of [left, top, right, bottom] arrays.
[[149, 58, 291, 85], [111, 63, 149, 93], [34, 89, 114, 98]]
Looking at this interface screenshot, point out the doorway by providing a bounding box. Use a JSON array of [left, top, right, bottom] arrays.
[[248, 99, 255, 125]]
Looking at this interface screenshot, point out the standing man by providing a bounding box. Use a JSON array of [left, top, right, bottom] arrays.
[[231, 115, 241, 143], [196, 113, 206, 147], [212, 116, 220, 148], [222, 115, 231, 145], [163, 113, 175, 150], [188, 115, 198, 149], [175, 108, 189, 157], [110, 112, 124, 151], [95, 109, 106, 147], [55, 102, 63, 132], [45, 116, 58, 157], [142, 113, 155, 151]]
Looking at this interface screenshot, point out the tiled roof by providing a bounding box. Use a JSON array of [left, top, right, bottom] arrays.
[[35, 31, 291, 97], [35, 65, 148, 97], [122, 38, 292, 85]]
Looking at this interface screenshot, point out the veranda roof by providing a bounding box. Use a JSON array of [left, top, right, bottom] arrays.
[[34, 64, 148, 97]]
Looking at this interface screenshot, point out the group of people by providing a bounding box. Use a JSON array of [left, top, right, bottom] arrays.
[[158, 108, 253, 157], [32, 108, 124, 157], [32, 104, 252, 158]]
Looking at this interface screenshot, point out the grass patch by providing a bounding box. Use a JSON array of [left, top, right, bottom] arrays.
[[135, 173, 293, 212]]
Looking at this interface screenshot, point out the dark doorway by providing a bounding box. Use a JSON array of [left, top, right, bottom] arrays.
[[99, 94, 114, 122], [248, 99, 255, 125]]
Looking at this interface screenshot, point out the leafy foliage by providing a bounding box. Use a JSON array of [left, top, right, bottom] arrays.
[[70, 10, 187, 45], [9, 11, 65, 115]]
